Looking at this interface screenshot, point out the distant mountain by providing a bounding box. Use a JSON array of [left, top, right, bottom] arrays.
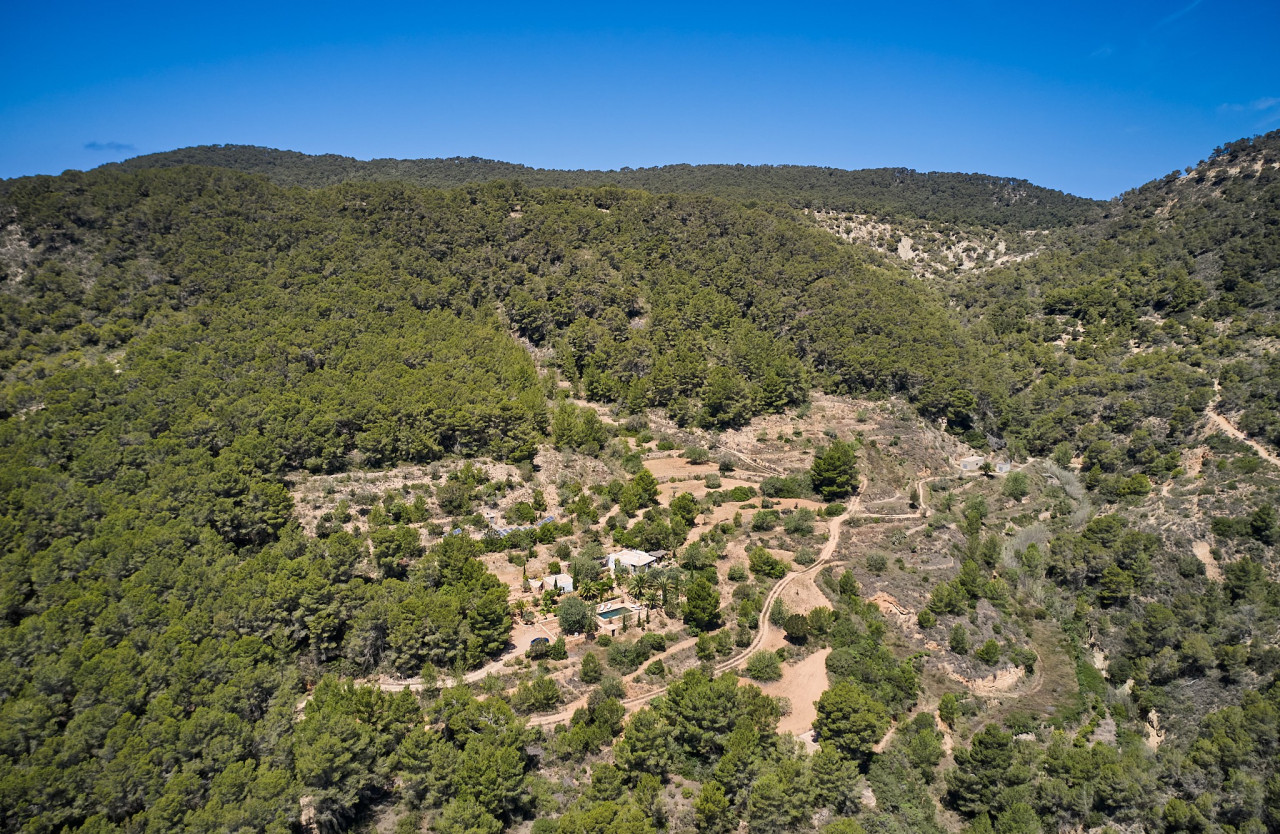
[[96, 144, 1105, 229]]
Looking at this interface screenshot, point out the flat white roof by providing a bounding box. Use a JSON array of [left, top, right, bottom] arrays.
[[612, 551, 655, 567]]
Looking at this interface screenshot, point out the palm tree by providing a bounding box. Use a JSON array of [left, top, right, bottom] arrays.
[[650, 568, 668, 607], [646, 568, 664, 604], [661, 570, 684, 616], [627, 570, 650, 603], [629, 567, 660, 606], [668, 570, 685, 600]]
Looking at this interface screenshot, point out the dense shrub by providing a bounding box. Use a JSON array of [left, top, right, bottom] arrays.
[[745, 651, 783, 681]]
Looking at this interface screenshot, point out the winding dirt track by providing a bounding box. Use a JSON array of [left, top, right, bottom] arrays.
[[373, 473, 943, 728], [713, 505, 858, 675], [371, 647, 517, 693], [1206, 401, 1280, 468], [527, 501, 860, 726], [368, 502, 864, 703]]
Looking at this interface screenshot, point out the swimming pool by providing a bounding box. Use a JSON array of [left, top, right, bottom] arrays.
[[598, 607, 634, 621]]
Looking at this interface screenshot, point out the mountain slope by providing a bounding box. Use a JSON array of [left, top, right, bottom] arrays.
[[94, 144, 1106, 229], [0, 168, 985, 435]]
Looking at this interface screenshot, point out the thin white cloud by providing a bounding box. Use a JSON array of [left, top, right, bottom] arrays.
[[1217, 97, 1280, 115], [1157, 0, 1204, 27]]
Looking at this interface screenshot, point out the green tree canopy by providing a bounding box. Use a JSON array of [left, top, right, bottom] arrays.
[[813, 681, 891, 764], [683, 576, 721, 633], [558, 596, 595, 635], [810, 440, 860, 500]]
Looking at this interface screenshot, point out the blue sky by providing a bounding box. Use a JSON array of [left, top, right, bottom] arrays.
[[3, 1, 1278, 198]]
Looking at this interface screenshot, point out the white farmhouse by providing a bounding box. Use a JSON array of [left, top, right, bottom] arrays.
[[607, 549, 656, 575]]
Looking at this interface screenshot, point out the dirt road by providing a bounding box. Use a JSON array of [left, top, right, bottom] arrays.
[[715, 503, 857, 675], [527, 502, 859, 726], [379, 473, 934, 726], [1206, 404, 1280, 468]]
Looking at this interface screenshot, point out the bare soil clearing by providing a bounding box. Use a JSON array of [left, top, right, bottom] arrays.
[[1146, 710, 1166, 750], [720, 507, 856, 675], [643, 455, 719, 481], [655, 476, 755, 503], [946, 664, 1026, 695], [758, 648, 832, 742], [286, 458, 546, 539], [1191, 540, 1223, 581], [480, 552, 526, 593], [776, 570, 831, 617]]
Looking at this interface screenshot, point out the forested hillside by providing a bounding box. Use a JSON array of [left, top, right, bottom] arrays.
[[98, 145, 1105, 229], [1, 132, 1278, 834], [0, 167, 989, 436]]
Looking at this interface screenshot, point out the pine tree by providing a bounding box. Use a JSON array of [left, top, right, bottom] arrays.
[[810, 440, 859, 499], [683, 577, 721, 633]]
